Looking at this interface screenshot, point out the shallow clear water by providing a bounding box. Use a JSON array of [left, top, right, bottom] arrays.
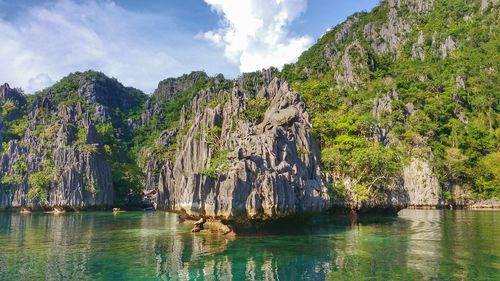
[[0, 209, 498, 280]]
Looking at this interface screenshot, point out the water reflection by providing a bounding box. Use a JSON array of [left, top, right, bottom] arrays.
[[0, 210, 498, 280], [0, 214, 95, 280], [400, 209, 443, 280], [149, 228, 335, 280], [440, 210, 500, 280]]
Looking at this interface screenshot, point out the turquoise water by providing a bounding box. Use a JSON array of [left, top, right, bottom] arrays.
[[0, 209, 498, 280]]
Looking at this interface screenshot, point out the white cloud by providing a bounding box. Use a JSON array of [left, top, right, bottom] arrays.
[[0, 0, 237, 93], [27, 73, 54, 91], [200, 0, 313, 73]]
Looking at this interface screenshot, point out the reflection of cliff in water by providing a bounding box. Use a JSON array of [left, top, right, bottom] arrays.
[[0, 214, 95, 280], [438, 210, 500, 280], [399, 209, 443, 280], [46, 215, 95, 280], [326, 215, 416, 280], [1, 211, 497, 280], [148, 222, 337, 280]]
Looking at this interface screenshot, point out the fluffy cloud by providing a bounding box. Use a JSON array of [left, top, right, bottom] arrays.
[[0, 0, 235, 93], [0, 1, 161, 92], [201, 0, 313, 73]]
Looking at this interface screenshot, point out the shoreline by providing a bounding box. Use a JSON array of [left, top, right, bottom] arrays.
[[3, 206, 499, 236], [2, 203, 500, 214]]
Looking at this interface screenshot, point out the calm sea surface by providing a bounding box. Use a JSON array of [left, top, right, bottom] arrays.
[[0, 209, 498, 280]]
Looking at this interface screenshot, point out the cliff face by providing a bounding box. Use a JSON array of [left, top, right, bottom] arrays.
[[140, 71, 225, 128], [1, 70, 330, 217], [0, 72, 146, 209], [282, 0, 499, 210], [150, 75, 330, 219], [1, 0, 498, 214]]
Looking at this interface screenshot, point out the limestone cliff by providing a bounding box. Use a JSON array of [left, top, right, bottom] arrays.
[[149, 75, 330, 219], [1, 0, 498, 214], [0, 72, 146, 209], [282, 0, 499, 210]]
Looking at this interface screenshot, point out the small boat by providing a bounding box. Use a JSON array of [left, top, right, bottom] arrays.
[[20, 208, 31, 214], [53, 207, 66, 214], [112, 208, 126, 214], [143, 207, 155, 211]]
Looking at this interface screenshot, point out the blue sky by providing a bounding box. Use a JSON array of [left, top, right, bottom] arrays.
[[0, 0, 379, 93]]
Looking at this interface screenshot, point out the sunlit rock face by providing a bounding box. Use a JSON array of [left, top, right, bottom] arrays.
[[2, 0, 497, 214], [153, 75, 330, 219], [141, 71, 211, 126], [0, 72, 147, 209], [0, 93, 113, 208], [403, 159, 442, 207]]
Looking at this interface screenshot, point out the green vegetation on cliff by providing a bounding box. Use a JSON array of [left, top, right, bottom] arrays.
[[281, 0, 499, 201], [1, 0, 498, 210]]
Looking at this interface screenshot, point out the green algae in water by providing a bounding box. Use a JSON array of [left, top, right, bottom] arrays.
[[0, 210, 499, 280]]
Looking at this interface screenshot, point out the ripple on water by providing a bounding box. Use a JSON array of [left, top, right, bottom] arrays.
[[0, 210, 499, 280]]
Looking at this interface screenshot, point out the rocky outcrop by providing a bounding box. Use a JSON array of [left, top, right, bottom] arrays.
[[141, 129, 178, 192], [364, 0, 434, 55], [329, 174, 409, 212], [0, 102, 113, 209], [372, 89, 399, 146], [0, 72, 146, 209], [412, 31, 426, 61], [407, 0, 435, 14], [152, 76, 330, 219], [370, 89, 444, 208], [439, 36, 458, 58], [403, 158, 442, 207], [364, 1, 408, 54], [370, 90, 443, 208], [155, 71, 210, 101], [481, 0, 498, 10], [0, 84, 27, 124], [321, 15, 362, 69], [141, 71, 214, 126], [334, 42, 368, 88], [330, 156, 444, 211], [0, 83, 26, 107], [334, 15, 361, 44]]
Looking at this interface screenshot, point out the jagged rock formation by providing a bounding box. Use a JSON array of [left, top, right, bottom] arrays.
[[141, 129, 178, 192], [439, 36, 458, 58], [1, 68, 331, 218], [372, 88, 400, 146], [334, 15, 360, 44], [371, 90, 442, 207], [0, 99, 112, 208], [141, 71, 225, 127], [363, 0, 434, 55], [333, 155, 444, 210], [282, 0, 499, 211], [0, 83, 26, 107], [139, 68, 331, 219], [403, 158, 442, 206], [0, 71, 146, 209], [0, 84, 27, 143], [411, 31, 426, 61], [155, 71, 213, 102], [481, 0, 498, 10], [1, 0, 498, 214], [334, 42, 368, 88], [151, 76, 330, 219]]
